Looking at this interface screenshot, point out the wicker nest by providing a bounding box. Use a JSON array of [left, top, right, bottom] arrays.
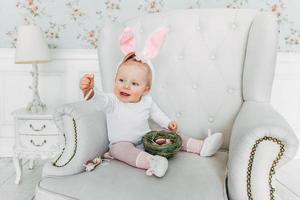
[[143, 130, 182, 159]]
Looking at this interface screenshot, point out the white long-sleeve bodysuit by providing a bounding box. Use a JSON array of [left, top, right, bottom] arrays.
[[89, 91, 171, 145]]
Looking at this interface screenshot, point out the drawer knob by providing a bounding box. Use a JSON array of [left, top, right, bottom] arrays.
[[30, 139, 47, 147], [29, 124, 46, 132]]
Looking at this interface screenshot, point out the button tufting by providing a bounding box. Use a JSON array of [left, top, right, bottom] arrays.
[[231, 23, 238, 30], [178, 55, 184, 61], [176, 112, 182, 118], [208, 116, 214, 123], [227, 88, 235, 94], [192, 83, 199, 89], [210, 54, 216, 60]]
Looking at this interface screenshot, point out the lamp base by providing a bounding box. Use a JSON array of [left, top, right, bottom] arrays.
[[26, 100, 47, 113], [26, 63, 47, 113]]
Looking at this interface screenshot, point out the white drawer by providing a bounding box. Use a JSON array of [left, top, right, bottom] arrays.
[[18, 135, 60, 152], [17, 119, 58, 135]]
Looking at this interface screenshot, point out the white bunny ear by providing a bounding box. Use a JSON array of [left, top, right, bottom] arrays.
[[142, 27, 169, 60], [119, 27, 135, 55]]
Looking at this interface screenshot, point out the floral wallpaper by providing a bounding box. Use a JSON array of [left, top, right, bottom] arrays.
[[1, 0, 300, 51]]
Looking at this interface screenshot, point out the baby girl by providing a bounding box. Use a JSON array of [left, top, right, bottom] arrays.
[[80, 27, 223, 177]]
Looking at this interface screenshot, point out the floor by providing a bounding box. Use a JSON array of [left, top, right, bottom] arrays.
[[0, 158, 299, 200], [0, 158, 43, 200]]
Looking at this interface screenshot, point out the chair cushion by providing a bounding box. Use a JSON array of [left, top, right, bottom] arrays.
[[37, 151, 228, 200]]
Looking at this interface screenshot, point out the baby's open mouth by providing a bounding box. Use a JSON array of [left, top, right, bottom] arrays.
[[120, 91, 130, 97]]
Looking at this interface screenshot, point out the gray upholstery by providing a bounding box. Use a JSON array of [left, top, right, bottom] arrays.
[[228, 101, 298, 199], [37, 152, 228, 200], [35, 9, 299, 200], [42, 101, 109, 177]]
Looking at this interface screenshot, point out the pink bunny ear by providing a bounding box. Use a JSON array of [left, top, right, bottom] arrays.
[[142, 27, 169, 60], [119, 27, 135, 55]]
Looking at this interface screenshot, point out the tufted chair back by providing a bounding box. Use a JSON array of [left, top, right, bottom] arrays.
[[98, 9, 277, 149]]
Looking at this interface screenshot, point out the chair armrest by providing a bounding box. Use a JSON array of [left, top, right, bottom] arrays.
[[42, 101, 109, 177], [227, 101, 299, 200]]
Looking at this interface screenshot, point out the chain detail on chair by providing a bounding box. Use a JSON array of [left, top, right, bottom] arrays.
[[53, 118, 78, 167], [246, 136, 285, 200]]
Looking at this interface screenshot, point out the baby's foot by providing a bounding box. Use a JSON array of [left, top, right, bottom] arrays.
[[103, 152, 114, 159], [146, 155, 168, 177], [200, 129, 224, 157], [83, 157, 102, 172]]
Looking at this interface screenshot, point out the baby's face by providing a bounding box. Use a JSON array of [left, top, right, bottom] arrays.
[[114, 62, 151, 103]]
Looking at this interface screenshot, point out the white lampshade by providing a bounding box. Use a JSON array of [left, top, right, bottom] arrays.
[[15, 25, 50, 64]]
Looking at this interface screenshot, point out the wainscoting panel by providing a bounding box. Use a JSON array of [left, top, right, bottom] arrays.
[[0, 49, 99, 157], [0, 48, 300, 159], [271, 53, 300, 159]]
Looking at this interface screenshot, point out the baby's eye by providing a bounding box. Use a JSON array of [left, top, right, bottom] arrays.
[[118, 78, 124, 83], [132, 82, 139, 86]]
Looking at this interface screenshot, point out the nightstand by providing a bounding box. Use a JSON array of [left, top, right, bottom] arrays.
[[11, 108, 61, 184]]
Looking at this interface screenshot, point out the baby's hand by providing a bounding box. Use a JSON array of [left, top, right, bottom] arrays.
[[80, 74, 94, 100], [168, 121, 177, 132]]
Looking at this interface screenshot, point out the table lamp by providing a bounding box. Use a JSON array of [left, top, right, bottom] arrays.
[[15, 25, 51, 113]]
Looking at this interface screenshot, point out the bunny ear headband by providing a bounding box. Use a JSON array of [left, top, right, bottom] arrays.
[[118, 26, 169, 83]]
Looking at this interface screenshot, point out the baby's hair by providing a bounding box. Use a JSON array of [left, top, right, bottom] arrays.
[[119, 52, 152, 87], [121, 52, 136, 64]]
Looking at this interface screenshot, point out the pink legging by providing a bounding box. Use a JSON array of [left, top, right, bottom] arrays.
[[109, 134, 203, 170]]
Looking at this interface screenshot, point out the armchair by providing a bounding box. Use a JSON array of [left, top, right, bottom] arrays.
[[35, 9, 299, 200]]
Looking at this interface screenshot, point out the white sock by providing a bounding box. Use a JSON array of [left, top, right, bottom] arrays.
[[146, 155, 168, 177], [200, 131, 224, 157]]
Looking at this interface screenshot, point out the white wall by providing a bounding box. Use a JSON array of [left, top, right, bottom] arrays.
[[0, 48, 101, 157], [0, 48, 300, 158], [271, 53, 300, 158]]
